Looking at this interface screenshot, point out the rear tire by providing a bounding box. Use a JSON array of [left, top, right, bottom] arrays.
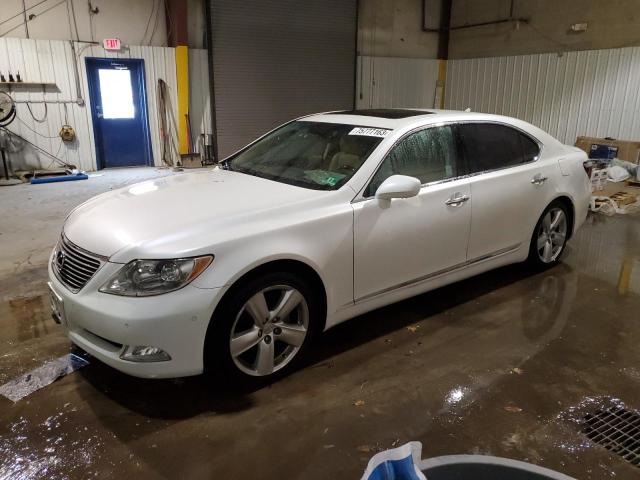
[[205, 271, 320, 389], [527, 201, 570, 268]]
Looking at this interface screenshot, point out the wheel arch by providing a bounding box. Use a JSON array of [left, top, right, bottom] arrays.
[[550, 195, 575, 238], [528, 195, 576, 248], [221, 258, 328, 316], [203, 258, 328, 368]]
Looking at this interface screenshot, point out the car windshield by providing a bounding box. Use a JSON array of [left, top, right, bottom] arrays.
[[223, 121, 387, 190]]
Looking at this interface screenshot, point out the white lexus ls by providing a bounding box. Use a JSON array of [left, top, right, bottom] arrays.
[[48, 109, 591, 385]]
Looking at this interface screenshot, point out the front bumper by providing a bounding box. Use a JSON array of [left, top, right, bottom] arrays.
[[48, 258, 224, 378]]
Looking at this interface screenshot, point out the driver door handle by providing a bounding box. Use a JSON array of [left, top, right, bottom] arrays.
[[445, 193, 470, 207], [531, 174, 548, 185]]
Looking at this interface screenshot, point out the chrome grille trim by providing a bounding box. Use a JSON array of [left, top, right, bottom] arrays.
[[52, 236, 105, 293]]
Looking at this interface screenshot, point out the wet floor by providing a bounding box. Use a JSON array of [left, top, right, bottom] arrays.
[[1, 170, 640, 479]]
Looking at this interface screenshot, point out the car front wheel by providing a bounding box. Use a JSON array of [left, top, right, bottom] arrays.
[[206, 271, 319, 387]]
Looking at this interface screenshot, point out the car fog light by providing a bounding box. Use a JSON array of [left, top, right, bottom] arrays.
[[120, 345, 171, 362]]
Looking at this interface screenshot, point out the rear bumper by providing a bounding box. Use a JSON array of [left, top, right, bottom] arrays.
[[48, 258, 223, 378], [572, 185, 590, 236]]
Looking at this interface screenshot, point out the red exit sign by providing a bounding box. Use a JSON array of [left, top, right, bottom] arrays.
[[103, 38, 121, 51]]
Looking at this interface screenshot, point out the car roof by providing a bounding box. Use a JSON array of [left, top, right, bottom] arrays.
[[298, 108, 557, 142], [302, 109, 430, 128], [299, 108, 562, 147], [333, 108, 435, 119], [301, 108, 488, 129]]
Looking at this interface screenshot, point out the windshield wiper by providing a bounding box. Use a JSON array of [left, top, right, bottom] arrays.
[[220, 162, 332, 190]]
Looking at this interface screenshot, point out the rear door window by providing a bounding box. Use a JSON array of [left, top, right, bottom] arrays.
[[459, 123, 540, 174]]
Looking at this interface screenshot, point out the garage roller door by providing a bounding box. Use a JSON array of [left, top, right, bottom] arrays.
[[210, 0, 357, 158]]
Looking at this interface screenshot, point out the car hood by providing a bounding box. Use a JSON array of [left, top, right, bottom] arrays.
[[63, 169, 329, 260]]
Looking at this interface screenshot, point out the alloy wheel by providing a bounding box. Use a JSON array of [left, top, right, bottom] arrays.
[[229, 285, 309, 376], [536, 207, 567, 263]]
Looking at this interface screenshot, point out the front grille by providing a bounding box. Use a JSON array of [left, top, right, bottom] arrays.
[[583, 406, 640, 467], [53, 236, 104, 292]]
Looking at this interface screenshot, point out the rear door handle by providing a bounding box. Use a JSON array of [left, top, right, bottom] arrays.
[[445, 193, 470, 206], [531, 174, 548, 185]]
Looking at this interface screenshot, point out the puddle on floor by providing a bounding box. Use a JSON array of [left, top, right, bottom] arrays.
[[0, 404, 103, 480], [0, 292, 71, 386], [0, 295, 51, 344]]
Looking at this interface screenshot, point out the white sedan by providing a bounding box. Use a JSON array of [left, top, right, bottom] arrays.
[[48, 109, 590, 385]]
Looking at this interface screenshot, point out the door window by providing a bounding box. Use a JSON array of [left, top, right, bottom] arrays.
[[458, 123, 540, 174], [366, 126, 458, 196], [98, 68, 135, 119]]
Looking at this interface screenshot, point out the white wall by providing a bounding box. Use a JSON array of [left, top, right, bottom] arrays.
[[0, 0, 168, 46], [0, 37, 178, 172], [357, 55, 439, 109], [445, 46, 640, 144]]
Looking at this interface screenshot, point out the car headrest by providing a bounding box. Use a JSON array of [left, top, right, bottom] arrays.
[[339, 135, 367, 156]]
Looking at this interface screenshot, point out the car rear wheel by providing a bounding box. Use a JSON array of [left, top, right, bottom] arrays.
[[527, 201, 569, 267], [206, 271, 319, 387]]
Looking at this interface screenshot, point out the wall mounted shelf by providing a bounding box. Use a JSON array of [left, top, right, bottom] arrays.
[[0, 82, 57, 87]]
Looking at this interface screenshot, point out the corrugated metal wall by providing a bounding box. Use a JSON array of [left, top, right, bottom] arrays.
[[0, 37, 178, 172], [356, 56, 439, 110], [188, 48, 212, 151], [445, 46, 640, 144]]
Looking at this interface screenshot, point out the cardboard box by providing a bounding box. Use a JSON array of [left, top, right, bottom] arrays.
[[589, 167, 608, 191], [575, 136, 640, 164]]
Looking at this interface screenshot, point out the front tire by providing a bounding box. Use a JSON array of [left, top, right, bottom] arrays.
[[527, 201, 569, 268], [205, 271, 320, 388]]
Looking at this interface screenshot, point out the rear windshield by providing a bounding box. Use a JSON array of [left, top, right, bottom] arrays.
[[222, 121, 388, 190]]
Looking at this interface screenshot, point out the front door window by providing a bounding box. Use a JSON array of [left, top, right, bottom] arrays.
[[366, 126, 458, 196]]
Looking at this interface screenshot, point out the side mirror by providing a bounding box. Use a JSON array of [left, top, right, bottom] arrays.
[[375, 175, 421, 201]]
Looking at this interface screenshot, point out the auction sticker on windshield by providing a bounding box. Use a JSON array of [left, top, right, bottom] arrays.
[[348, 127, 391, 138]]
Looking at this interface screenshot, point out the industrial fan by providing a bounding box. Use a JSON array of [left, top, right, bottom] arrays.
[[0, 91, 16, 126]]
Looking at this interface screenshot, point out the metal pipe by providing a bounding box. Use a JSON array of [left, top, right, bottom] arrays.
[[204, 0, 218, 162], [21, 0, 29, 38], [68, 40, 86, 106], [423, 0, 527, 33], [0, 0, 48, 29], [437, 0, 452, 59], [450, 17, 528, 30], [354, 0, 360, 105], [1, 0, 66, 38], [1, 147, 9, 180]]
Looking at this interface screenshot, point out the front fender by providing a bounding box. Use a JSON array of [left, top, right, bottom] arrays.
[[191, 208, 354, 318]]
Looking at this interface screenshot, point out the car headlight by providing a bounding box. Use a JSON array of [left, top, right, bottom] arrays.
[[99, 256, 213, 296]]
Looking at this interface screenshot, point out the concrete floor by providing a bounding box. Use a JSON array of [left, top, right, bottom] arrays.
[[1, 167, 639, 479]]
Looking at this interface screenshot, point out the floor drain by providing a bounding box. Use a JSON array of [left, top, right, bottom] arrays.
[[582, 406, 640, 467]]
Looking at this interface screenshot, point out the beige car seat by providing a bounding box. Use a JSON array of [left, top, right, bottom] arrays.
[[329, 136, 367, 172]]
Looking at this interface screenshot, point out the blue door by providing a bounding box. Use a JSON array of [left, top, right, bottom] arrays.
[[86, 58, 153, 169]]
